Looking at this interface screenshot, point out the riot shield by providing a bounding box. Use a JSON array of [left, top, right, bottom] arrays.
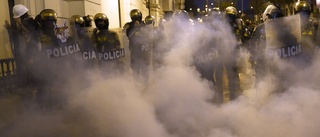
[[264, 14, 301, 59], [110, 27, 130, 71], [63, 17, 79, 43], [41, 17, 81, 59]]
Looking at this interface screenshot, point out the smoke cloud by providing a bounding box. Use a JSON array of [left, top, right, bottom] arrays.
[[2, 12, 320, 137]]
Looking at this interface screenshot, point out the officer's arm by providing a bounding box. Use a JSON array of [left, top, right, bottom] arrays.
[[92, 28, 98, 49], [113, 32, 121, 49]]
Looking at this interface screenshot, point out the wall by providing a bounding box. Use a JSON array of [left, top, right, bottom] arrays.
[[0, 0, 14, 59], [119, 0, 149, 27], [101, 0, 120, 28], [10, 0, 172, 28], [84, 0, 101, 17]]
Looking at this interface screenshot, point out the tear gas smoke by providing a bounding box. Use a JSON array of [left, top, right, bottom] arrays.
[[2, 12, 320, 137]]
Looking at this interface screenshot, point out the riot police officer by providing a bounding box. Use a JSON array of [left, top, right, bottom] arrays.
[[251, 4, 284, 88], [36, 9, 80, 110], [243, 19, 254, 43], [70, 15, 90, 50], [37, 9, 72, 50], [192, 14, 220, 104], [225, 6, 244, 44], [294, 1, 317, 62], [125, 9, 152, 83], [251, 4, 307, 93], [213, 6, 243, 104], [294, 1, 313, 28], [71, 15, 85, 27], [70, 15, 85, 40], [37, 9, 79, 58], [144, 15, 160, 71], [93, 13, 125, 76], [69, 15, 96, 69], [34, 9, 60, 109], [145, 15, 155, 25]]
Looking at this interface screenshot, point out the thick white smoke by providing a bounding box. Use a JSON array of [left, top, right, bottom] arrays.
[[2, 12, 320, 137]]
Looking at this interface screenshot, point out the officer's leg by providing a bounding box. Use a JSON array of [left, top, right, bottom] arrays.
[[200, 66, 216, 102], [141, 58, 152, 84], [225, 60, 242, 101], [130, 58, 142, 80], [213, 61, 224, 104]]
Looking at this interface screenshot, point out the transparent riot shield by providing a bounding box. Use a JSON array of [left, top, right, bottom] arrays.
[[110, 27, 130, 71], [42, 17, 81, 59], [60, 17, 78, 43], [264, 14, 301, 59]]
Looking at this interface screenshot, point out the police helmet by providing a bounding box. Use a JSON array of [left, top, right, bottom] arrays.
[[83, 15, 93, 27], [35, 14, 42, 27], [145, 15, 155, 25], [225, 6, 238, 16], [172, 9, 189, 20], [71, 15, 85, 27], [130, 9, 142, 22], [12, 4, 28, 19], [94, 13, 109, 29], [225, 6, 238, 21], [40, 9, 58, 22], [294, 1, 311, 15], [262, 4, 283, 21]]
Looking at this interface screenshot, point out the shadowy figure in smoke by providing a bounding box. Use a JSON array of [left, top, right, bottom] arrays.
[[70, 15, 96, 69], [34, 9, 80, 110], [192, 10, 221, 103], [124, 9, 152, 84], [93, 13, 124, 77], [251, 4, 284, 89], [4, 4, 39, 111], [251, 3, 316, 94], [214, 6, 243, 104], [293, 1, 317, 65]]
